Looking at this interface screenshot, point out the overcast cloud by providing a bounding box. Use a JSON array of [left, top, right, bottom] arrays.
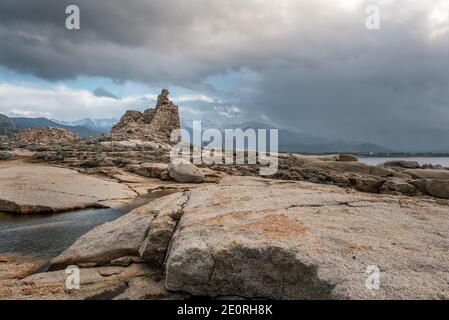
[[0, 0, 449, 151]]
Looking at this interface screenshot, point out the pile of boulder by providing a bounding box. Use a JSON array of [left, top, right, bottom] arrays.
[[379, 160, 449, 199], [14, 127, 77, 145], [267, 154, 449, 200]]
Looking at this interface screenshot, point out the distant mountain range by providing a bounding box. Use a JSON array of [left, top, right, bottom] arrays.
[[0, 113, 391, 153], [0, 114, 19, 137], [0, 114, 103, 138], [181, 120, 392, 154], [54, 118, 119, 134]]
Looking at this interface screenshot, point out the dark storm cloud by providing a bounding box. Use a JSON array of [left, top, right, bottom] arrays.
[[1, 0, 449, 150], [94, 87, 118, 99]]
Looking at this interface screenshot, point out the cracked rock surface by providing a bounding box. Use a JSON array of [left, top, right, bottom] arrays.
[[11, 176, 449, 299], [1, 260, 185, 300], [165, 176, 449, 299], [0, 164, 136, 214]]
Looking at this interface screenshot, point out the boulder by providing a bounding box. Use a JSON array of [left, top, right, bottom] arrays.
[[348, 175, 384, 193], [425, 180, 449, 199], [380, 178, 417, 196], [382, 160, 420, 169], [168, 159, 205, 183], [409, 179, 429, 195], [403, 169, 449, 180]]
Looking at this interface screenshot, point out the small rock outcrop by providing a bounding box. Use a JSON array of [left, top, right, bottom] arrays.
[[14, 127, 76, 145], [382, 160, 420, 169], [425, 180, 449, 199], [110, 89, 180, 143]]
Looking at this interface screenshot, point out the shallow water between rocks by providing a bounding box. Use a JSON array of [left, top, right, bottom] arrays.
[[0, 208, 127, 257], [0, 193, 166, 258]]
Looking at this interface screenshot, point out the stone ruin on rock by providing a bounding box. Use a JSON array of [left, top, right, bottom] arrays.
[[109, 89, 180, 143]]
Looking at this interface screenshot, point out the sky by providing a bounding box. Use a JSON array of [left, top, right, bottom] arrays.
[[0, 0, 448, 151]]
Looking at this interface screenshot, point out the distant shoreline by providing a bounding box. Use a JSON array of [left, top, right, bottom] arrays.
[[304, 152, 449, 158], [357, 153, 449, 158]]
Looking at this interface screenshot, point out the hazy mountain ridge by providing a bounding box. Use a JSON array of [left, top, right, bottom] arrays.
[[54, 118, 119, 134], [181, 119, 392, 153], [0, 114, 398, 153], [1, 115, 102, 138]]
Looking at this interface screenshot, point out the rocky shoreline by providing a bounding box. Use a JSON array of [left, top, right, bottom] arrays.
[[1, 176, 448, 300], [0, 90, 448, 300]]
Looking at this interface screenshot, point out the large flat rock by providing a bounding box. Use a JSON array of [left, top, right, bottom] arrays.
[[165, 176, 449, 299], [0, 165, 136, 214]]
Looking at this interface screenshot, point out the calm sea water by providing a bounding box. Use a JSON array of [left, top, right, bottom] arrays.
[[360, 157, 449, 167], [0, 208, 126, 257]]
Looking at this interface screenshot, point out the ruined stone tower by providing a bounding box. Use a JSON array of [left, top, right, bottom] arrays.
[[110, 89, 180, 143]]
